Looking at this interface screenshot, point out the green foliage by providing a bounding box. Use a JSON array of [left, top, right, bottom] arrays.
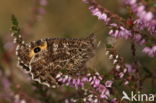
[[11, 15, 20, 36]]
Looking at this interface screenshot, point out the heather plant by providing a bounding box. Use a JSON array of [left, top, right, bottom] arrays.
[[0, 0, 156, 103]]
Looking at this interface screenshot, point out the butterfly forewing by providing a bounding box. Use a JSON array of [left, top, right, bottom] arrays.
[[16, 34, 98, 87]]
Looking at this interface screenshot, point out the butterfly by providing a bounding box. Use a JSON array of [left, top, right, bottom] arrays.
[[12, 31, 99, 87]]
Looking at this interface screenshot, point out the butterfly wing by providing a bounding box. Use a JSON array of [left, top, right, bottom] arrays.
[[45, 34, 98, 73], [28, 34, 98, 87], [29, 52, 59, 87]]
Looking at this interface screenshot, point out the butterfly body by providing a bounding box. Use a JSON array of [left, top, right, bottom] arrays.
[[15, 34, 98, 87]]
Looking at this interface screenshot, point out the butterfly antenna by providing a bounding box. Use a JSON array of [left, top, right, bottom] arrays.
[[11, 15, 25, 45]]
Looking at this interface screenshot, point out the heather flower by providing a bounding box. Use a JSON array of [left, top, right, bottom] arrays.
[[134, 5, 153, 21], [105, 80, 113, 88], [147, 20, 156, 35], [14, 94, 26, 103], [39, 0, 48, 6], [111, 98, 119, 103], [124, 81, 129, 85], [82, 0, 89, 4], [109, 26, 132, 39], [133, 34, 145, 45], [125, 64, 135, 73], [89, 6, 110, 24], [115, 65, 121, 71], [124, 0, 136, 5], [134, 19, 156, 35], [105, 46, 135, 87], [38, 7, 46, 15], [119, 72, 124, 78], [83, 94, 99, 103], [34, 0, 48, 21], [55, 72, 112, 99], [123, 0, 156, 35], [143, 45, 156, 57], [83, 0, 134, 40], [134, 19, 145, 30]]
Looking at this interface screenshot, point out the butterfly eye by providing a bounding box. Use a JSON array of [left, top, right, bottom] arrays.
[[34, 47, 41, 53]]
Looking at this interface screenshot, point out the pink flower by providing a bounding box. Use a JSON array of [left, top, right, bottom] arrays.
[[38, 8, 46, 15], [119, 72, 124, 78], [55, 72, 112, 99], [143, 12, 153, 21], [125, 64, 135, 73], [123, 0, 155, 35], [105, 80, 113, 88], [109, 26, 132, 39], [39, 0, 48, 6], [133, 34, 146, 45], [89, 6, 110, 24], [142, 45, 156, 57], [124, 0, 136, 5]]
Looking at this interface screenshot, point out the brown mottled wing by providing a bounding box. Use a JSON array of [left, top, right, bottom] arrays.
[[29, 52, 58, 87], [18, 60, 30, 73], [45, 34, 98, 72], [29, 34, 98, 86]]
